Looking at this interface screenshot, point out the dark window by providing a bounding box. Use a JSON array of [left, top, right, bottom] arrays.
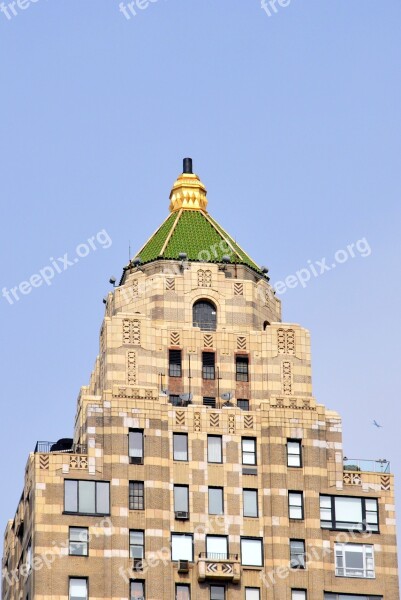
[[169, 350, 182, 377], [130, 530, 144, 559], [174, 485, 189, 513], [129, 430, 144, 464], [237, 399, 249, 411], [320, 495, 379, 532], [176, 584, 190, 600], [69, 527, 89, 556], [129, 481, 144, 510], [173, 433, 188, 461], [242, 438, 256, 465], [64, 480, 110, 515], [69, 578, 88, 600], [236, 356, 249, 382], [243, 489, 258, 517], [202, 352, 215, 380], [287, 440, 302, 467], [290, 540, 306, 569], [289, 492, 304, 520], [208, 487, 224, 515], [210, 586, 225, 600], [203, 397, 216, 408], [208, 435, 222, 463], [193, 300, 217, 331], [130, 580, 145, 599], [170, 395, 181, 406]]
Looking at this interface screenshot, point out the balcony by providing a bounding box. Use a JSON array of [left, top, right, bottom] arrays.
[[34, 440, 87, 454], [197, 553, 241, 583], [343, 458, 390, 473]]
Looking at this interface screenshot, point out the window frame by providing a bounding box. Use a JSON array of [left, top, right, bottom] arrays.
[[129, 529, 145, 561], [291, 590, 307, 600], [207, 435, 223, 464], [169, 349, 182, 378], [242, 437, 257, 466], [69, 577, 88, 600], [193, 300, 217, 332], [320, 495, 379, 532], [290, 539, 306, 569], [243, 489, 258, 518], [323, 595, 382, 600], [174, 485, 189, 514], [210, 585, 225, 600], [202, 352, 216, 380], [237, 399, 250, 411], [288, 491, 304, 520], [245, 589, 261, 600], [64, 480, 110, 516], [334, 542, 375, 579], [173, 433, 189, 462], [287, 439, 302, 468], [129, 481, 145, 511], [206, 535, 229, 560], [130, 579, 145, 599], [235, 355, 249, 382], [171, 533, 194, 562], [240, 537, 264, 567], [69, 527, 89, 557], [129, 429, 144, 464], [208, 487, 224, 515], [176, 584, 191, 600]]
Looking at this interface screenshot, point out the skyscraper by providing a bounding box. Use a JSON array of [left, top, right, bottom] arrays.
[[2, 160, 399, 600]]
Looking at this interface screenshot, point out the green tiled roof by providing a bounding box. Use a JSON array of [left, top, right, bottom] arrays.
[[134, 209, 262, 274]]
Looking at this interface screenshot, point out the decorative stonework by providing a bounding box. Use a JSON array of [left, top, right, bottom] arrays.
[[194, 413, 201, 432], [269, 397, 316, 411], [39, 456, 49, 470], [203, 334, 214, 349], [381, 475, 391, 491], [175, 411, 185, 426], [198, 269, 212, 288], [210, 413, 220, 428], [237, 336, 247, 351], [282, 361, 293, 395], [166, 278, 175, 292], [127, 351, 137, 386], [123, 319, 141, 345], [234, 282, 243, 296], [278, 328, 296, 355], [228, 414, 235, 433], [244, 414, 254, 429], [132, 279, 139, 297], [69, 455, 88, 470], [170, 331, 180, 347], [343, 471, 362, 486], [112, 386, 157, 400]]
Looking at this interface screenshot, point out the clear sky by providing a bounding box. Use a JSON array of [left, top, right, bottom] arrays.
[[1, 0, 401, 564]]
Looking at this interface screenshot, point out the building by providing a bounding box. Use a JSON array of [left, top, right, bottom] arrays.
[[2, 159, 399, 600]]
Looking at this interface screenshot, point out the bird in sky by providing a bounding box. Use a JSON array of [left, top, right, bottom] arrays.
[[373, 420, 383, 428]]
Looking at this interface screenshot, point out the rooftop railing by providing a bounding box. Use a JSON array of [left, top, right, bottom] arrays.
[[34, 441, 87, 454], [343, 458, 390, 473]]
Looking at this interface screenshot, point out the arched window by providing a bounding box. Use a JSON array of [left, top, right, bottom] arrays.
[[193, 300, 217, 331]]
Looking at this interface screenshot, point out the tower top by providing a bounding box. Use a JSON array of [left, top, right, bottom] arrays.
[[169, 158, 208, 213]]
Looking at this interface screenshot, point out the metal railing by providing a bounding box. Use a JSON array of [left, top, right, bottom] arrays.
[[199, 553, 239, 561], [343, 458, 390, 473], [34, 441, 87, 454]]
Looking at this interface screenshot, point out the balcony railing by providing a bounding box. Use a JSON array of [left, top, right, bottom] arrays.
[[343, 458, 390, 473], [197, 553, 241, 583], [34, 441, 87, 454]]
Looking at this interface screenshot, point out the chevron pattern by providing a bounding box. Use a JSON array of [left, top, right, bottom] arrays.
[[176, 411, 185, 426], [237, 336, 247, 351], [381, 475, 391, 491], [210, 413, 220, 428], [170, 331, 180, 346], [234, 282, 243, 296], [165, 278, 175, 291], [39, 456, 49, 470], [203, 334, 214, 349], [244, 415, 254, 429]]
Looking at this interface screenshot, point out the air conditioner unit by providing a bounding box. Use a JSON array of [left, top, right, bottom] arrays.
[[130, 457, 144, 465], [178, 560, 190, 573], [175, 511, 189, 520], [133, 558, 143, 571]]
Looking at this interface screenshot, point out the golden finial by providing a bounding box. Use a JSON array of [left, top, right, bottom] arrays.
[[169, 158, 208, 212]]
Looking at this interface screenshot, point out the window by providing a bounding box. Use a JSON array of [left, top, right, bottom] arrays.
[[193, 300, 217, 331], [237, 399, 249, 411], [245, 589, 260, 600], [206, 535, 228, 560], [236, 355, 249, 382], [203, 396, 217, 408], [202, 352, 216, 379], [208, 488, 224, 515], [64, 480, 110, 515], [287, 440, 302, 467], [174, 485, 189, 513], [69, 578, 88, 600], [243, 489, 258, 517], [129, 430, 144, 464], [289, 492, 304, 520], [290, 540, 306, 569], [169, 350, 182, 377], [130, 580, 145, 599], [292, 591, 307, 600], [242, 438, 256, 465], [129, 481, 144, 510], [173, 433, 188, 461], [170, 395, 181, 406], [171, 534, 193, 562], [208, 436, 222, 463], [240, 538, 263, 567], [69, 527, 88, 556], [130, 530, 144, 560], [324, 596, 382, 600], [335, 543, 375, 578], [210, 586, 225, 600], [320, 496, 379, 532], [176, 584, 190, 600]]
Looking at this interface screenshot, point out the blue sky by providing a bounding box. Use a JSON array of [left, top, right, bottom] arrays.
[[1, 0, 401, 563]]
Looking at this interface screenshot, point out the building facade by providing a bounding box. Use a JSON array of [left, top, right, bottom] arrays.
[[2, 159, 399, 600]]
